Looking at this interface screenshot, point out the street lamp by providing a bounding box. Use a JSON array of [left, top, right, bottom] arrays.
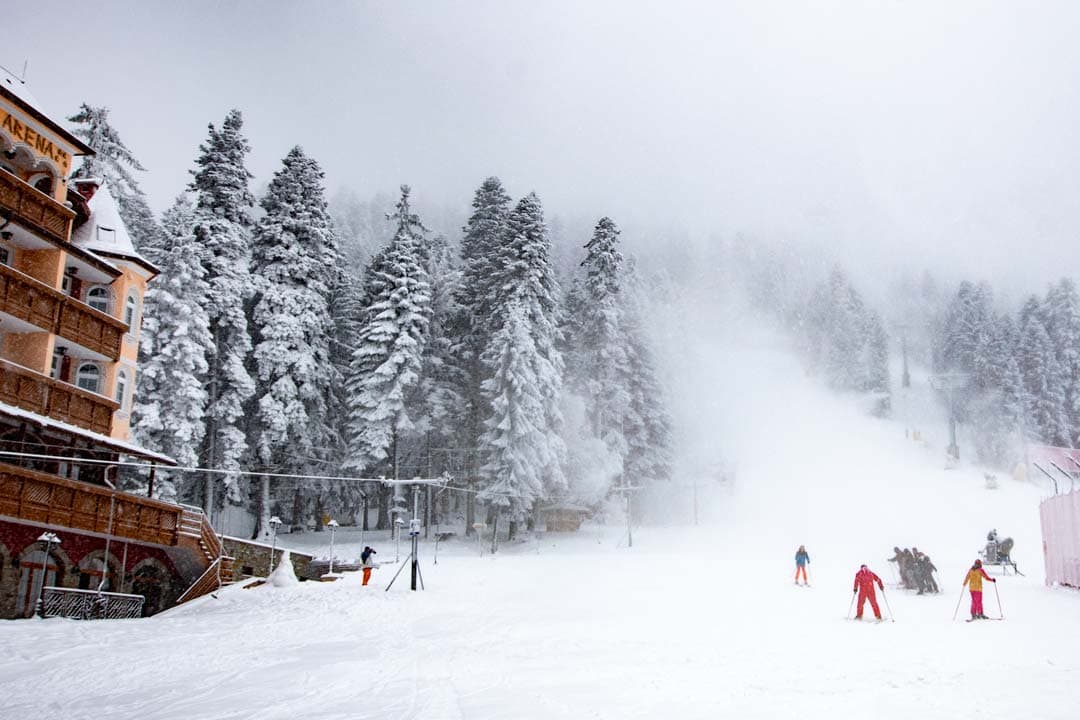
[[326, 519, 339, 575], [36, 532, 61, 619], [267, 516, 282, 576]]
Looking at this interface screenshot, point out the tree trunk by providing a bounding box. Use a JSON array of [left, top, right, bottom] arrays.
[[253, 473, 271, 540]]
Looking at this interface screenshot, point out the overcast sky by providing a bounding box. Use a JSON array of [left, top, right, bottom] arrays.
[[6, 1, 1080, 291]]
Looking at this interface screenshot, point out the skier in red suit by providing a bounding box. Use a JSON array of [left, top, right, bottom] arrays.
[[853, 564, 885, 620]]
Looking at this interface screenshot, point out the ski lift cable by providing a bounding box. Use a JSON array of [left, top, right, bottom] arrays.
[[0, 450, 524, 498]]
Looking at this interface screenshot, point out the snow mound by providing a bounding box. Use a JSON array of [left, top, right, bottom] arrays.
[[268, 550, 299, 587]]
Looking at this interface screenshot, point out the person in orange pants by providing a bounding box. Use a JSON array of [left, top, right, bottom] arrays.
[[853, 564, 885, 620], [794, 545, 810, 585], [361, 546, 377, 586], [963, 558, 996, 619]]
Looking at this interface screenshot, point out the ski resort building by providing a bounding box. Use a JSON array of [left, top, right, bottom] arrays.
[[0, 70, 231, 618]]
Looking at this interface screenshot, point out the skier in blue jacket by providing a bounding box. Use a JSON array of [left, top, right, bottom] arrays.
[[794, 545, 810, 585]]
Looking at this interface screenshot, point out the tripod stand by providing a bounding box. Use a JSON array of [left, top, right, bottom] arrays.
[[385, 524, 425, 591], [386, 486, 427, 592]]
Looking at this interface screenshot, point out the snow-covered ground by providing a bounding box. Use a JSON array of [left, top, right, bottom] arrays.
[[2, 327, 1078, 719]]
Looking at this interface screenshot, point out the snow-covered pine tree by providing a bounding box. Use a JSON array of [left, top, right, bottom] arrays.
[[1044, 278, 1080, 445], [478, 300, 548, 523], [411, 233, 465, 462], [478, 192, 567, 533], [862, 308, 891, 415], [188, 109, 257, 513], [621, 300, 673, 486], [131, 195, 211, 502], [344, 186, 432, 527], [577, 217, 631, 458], [68, 103, 162, 255], [249, 147, 341, 537], [452, 178, 513, 532], [1017, 296, 1071, 446], [972, 313, 1027, 465]]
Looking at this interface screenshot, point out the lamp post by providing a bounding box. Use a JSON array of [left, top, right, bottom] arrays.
[[36, 532, 61, 619], [267, 516, 282, 576], [326, 519, 339, 575]]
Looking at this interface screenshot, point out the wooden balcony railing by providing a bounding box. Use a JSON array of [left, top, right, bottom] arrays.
[[0, 262, 62, 330], [0, 167, 74, 246], [0, 462, 181, 547], [56, 297, 126, 359], [0, 264, 126, 360], [0, 358, 117, 435]]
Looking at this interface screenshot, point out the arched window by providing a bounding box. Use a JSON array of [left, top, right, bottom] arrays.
[[124, 291, 139, 329], [75, 363, 100, 393], [115, 370, 128, 409], [86, 286, 110, 314]]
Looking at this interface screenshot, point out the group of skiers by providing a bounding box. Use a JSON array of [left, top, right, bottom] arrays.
[[887, 546, 940, 595], [793, 545, 1002, 622]]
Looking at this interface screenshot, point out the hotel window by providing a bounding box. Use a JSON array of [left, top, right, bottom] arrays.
[[87, 286, 110, 313], [125, 291, 140, 329], [75, 363, 101, 394], [115, 370, 128, 410], [0, 245, 9, 267]]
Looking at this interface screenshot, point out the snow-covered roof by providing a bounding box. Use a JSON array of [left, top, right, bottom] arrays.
[[69, 180, 155, 271], [0, 65, 93, 155], [0, 400, 177, 465], [1, 65, 46, 116]]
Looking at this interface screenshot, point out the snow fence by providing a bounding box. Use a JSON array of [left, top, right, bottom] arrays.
[[1040, 488, 1080, 588]]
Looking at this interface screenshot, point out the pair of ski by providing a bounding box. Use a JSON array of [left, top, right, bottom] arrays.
[[965, 616, 1004, 622]]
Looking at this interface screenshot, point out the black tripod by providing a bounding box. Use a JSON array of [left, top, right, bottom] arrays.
[[386, 518, 425, 591]]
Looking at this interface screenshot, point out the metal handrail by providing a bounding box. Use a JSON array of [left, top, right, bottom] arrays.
[[42, 586, 144, 620]]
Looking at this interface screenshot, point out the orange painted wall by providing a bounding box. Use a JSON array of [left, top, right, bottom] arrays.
[[1, 332, 53, 374]]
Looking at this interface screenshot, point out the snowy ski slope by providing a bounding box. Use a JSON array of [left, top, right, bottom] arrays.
[[1, 329, 1078, 719]]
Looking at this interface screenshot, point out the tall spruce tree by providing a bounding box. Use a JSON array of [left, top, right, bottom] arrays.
[[68, 103, 162, 254], [345, 186, 432, 527], [454, 178, 513, 533], [249, 147, 340, 536], [1044, 278, 1080, 445], [131, 196, 211, 501], [577, 217, 631, 456], [189, 109, 257, 513], [478, 301, 549, 522], [1017, 296, 1070, 446], [478, 192, 566, 532]]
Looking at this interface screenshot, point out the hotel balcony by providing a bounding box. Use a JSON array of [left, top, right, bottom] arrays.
[[0, 462, 181, 546], [0, 167, 74, 247], [0, 358, 117, 435], [0, 262, 126, 360]]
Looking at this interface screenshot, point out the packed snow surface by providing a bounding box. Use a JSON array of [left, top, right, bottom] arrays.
[[2, 334, 1078, 719]]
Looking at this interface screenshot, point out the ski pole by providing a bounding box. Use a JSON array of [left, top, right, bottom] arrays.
[[880, 587, 896, 622], [952, 586, 965, 621], [993, 581, 1004, 619], [847, 591, 856, 619]]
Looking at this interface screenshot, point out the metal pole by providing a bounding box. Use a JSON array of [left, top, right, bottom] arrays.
[[411, 484, 420, 591], [268, 527, 277, 576], [37, 537, 52, 618], [626, 491, 633, 548], [328, 524, 336, 575]]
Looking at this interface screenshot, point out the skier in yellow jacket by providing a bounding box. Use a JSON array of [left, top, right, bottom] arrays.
[[963, 559, 996, 620]]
